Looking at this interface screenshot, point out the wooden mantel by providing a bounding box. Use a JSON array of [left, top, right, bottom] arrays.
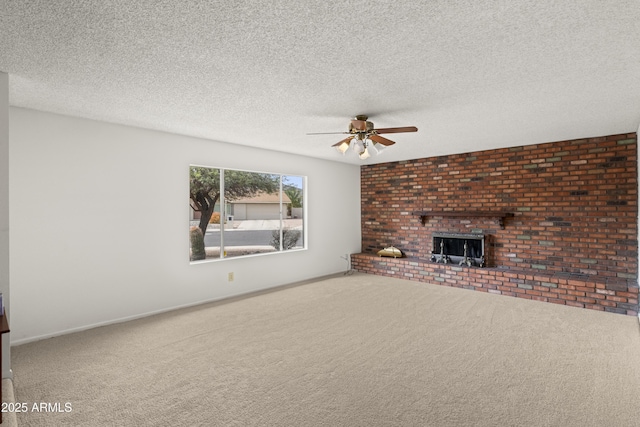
[[412, 211, 514, 229]]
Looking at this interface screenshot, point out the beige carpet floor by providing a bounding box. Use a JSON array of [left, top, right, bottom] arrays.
[[1, 379, 18, 427], [10, 273, 640, 426]]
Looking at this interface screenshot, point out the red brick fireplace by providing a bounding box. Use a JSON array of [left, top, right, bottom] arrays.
[[352, 133, 639, 315]]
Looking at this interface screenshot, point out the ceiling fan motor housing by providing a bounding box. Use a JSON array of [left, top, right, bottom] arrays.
[[349, 115, 375, 134]]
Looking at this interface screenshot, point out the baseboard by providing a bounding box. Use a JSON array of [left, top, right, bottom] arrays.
[[11, 272, 346, 346]]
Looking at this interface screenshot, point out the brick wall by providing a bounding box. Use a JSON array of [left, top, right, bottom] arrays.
[[353, 133, 639, 315]]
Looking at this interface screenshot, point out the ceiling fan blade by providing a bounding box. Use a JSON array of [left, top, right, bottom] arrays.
[[332, 136, 354, 147], [350, 119, 368, 131], [369, 134, 396, 146], [307, 131, 351, 135], [374, 126, 418, 134]]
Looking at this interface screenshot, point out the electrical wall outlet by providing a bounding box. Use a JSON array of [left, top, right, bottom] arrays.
[[228, 272, 234, 282]]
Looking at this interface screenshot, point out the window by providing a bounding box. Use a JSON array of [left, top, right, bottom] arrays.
[[189, 166, 305, 262]]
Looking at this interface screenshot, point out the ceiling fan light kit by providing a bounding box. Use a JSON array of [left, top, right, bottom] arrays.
[[308, 115, 417, 160], [333, 134, 378, 158], [335, 139, 350, 154]]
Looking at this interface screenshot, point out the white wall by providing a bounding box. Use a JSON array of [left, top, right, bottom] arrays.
[[9, 107, 362, 344], [0, 73, 10, 377]]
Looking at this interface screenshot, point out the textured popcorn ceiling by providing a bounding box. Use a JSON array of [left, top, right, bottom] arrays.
[[1, 0, 639, 164]]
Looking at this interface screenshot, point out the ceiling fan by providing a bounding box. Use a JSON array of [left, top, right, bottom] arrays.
[[307, 115, 418, 159]]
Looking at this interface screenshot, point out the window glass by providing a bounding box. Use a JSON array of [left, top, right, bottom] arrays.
[[282, 175, 304, 250], [189, 166, 305, 262], [223, 170, 280, 258]]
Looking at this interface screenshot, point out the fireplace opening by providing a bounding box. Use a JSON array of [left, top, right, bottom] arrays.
[[431, 233, 485, 267]]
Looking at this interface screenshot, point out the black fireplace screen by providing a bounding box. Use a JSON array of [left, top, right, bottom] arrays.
[[431, 233, 485, 267]]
